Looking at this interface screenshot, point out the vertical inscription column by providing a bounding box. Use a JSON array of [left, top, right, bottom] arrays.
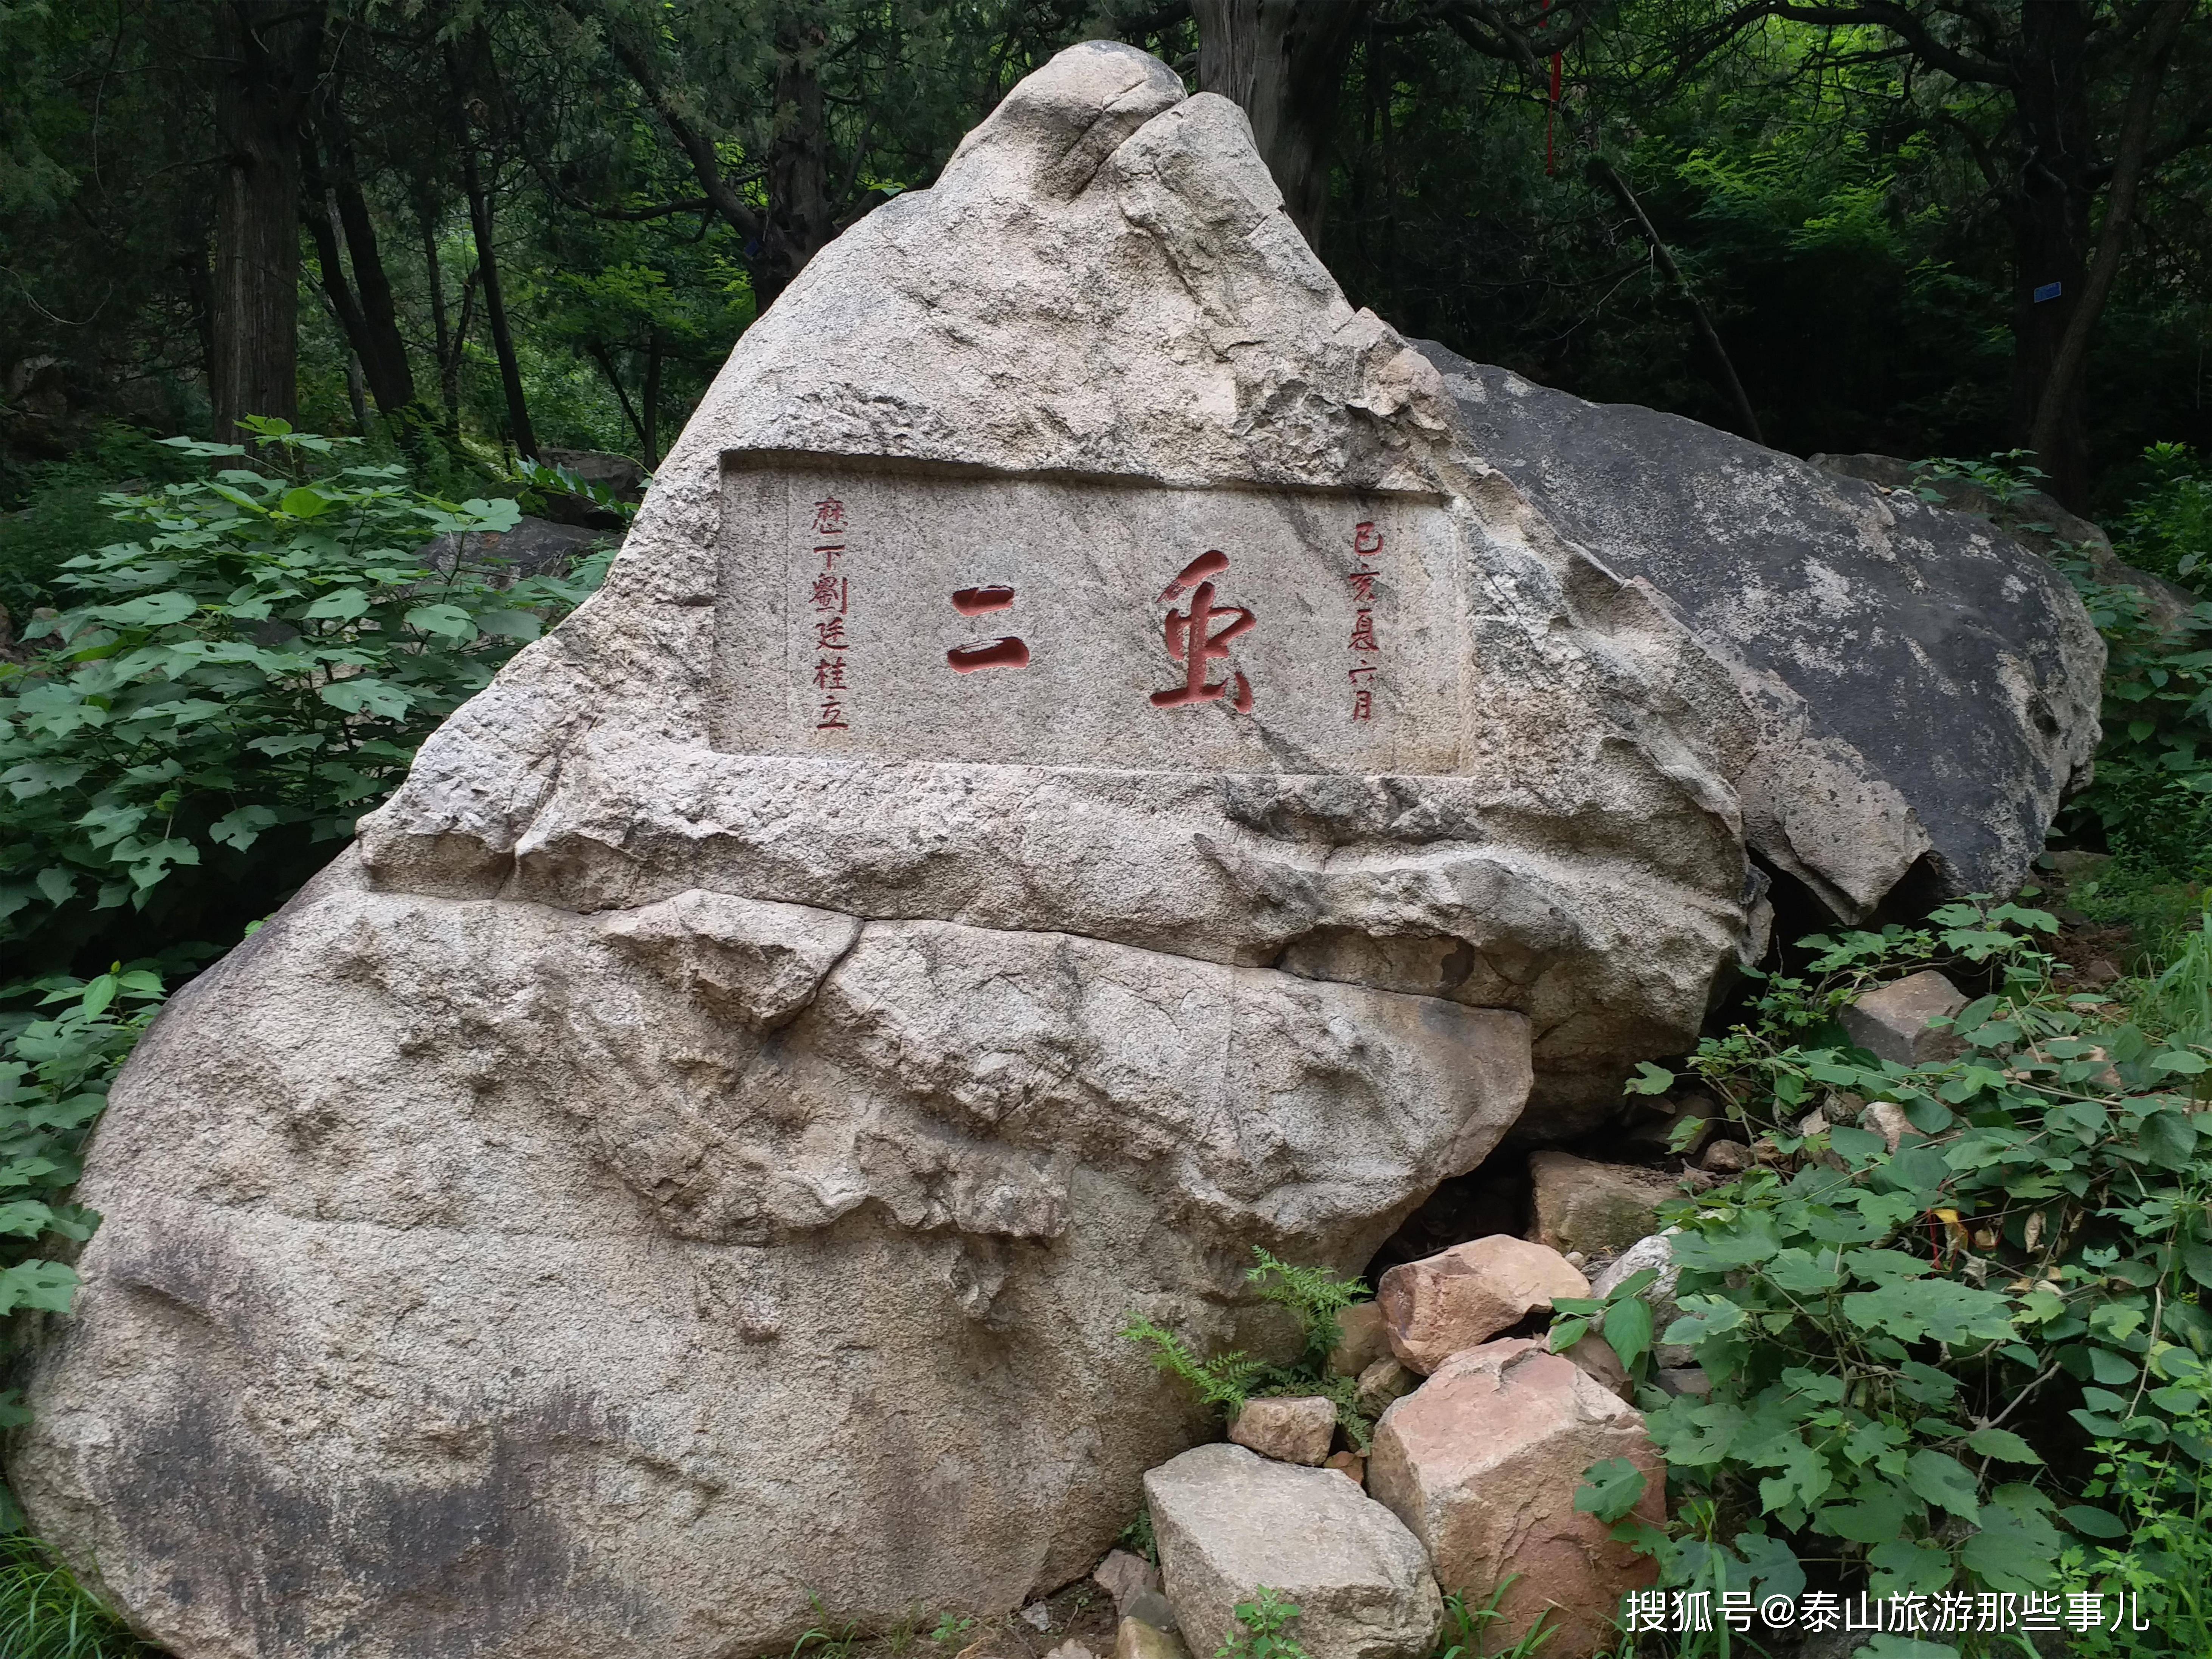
[[1346, 519, 1384, 721], [807, 495, 851, 732]]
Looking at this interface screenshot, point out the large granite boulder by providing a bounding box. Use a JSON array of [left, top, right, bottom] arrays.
[[1424, 349, 2105, 921], [11, 43, 1757, 1659]]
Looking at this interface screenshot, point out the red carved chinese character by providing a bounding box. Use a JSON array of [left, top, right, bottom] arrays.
[[812, 498, 847, 536], [813, 656, 848, 690], [1349, 610, 1378, 652], [945, 585, 1030, 671], [1347, 663, 1376, 684], [1152, 550, 1255, 713], [1346, 567, 1377, 603], [1353, 521, 1383, 557], [810, 572, 847, 613], [1351, 688, 1373, 721], [814, 616, 848, 650], [816, 697, 849, 730], [816, 543, 845, 567]]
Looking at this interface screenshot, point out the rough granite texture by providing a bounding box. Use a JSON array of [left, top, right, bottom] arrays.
[[1420, 346, 2104, 921], [12, 42, 1760, 1659], [1146, 1444, 1442, 1659]]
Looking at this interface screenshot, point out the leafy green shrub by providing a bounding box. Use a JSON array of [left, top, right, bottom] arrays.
[[1216, 1588, 1307, 1659], [1124, 1248, 1377, 1449], [2062, 567, 2212, 882], [0, 418, 612, 973], [0, 967, 167, 1529], [2110, 442, 2212, 589], [1578, 903, 2212, 1620], [0, 426, 207, 619], [2056, 1404, 2212, 1657], [0, 1532, 155, 1659], [2142, 908, 2212, 1049]]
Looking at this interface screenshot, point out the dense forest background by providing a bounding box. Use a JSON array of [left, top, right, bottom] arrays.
[[3, 0, 2208, 530]]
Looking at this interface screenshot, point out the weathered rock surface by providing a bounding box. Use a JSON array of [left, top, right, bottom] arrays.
[[1840, 969, 1968, 1066], [1428, 350, 2105, 922], [1327, 1301, 1391, 1377], [1096, 1550, 1162, 1618], [1228, 1395, 1336, 1465], [1367, 1340, 1664, 1659], [1526, 1151, 1680, 1259], [1354, 1356, 1419, 1418], [1116, 1618, 1189, 1659], [1145, 1444, 1442, 1659], [1378, 1236, 1587, 1374], [13, 40, 1762, 1659]]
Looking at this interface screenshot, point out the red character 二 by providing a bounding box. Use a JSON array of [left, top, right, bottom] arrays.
[[1152, 550, 1255, 713]]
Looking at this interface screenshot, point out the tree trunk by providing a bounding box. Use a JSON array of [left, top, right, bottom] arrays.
[[2028, 0, 2192, 496], [1194, 0, 1361, 247], [756, 16, 835, 313], [2001, 1, 2096, 505], [643, 331, 661, 468], [325, 125, 418, 417], [209, 3, 323, 444], [460, 140, 536, 460], [418, 199, 460, 422]]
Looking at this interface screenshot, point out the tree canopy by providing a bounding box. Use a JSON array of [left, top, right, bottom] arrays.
[[2, 0, 2207, 512]]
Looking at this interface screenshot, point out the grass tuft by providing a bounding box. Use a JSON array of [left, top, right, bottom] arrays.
[[0, 1534, 157, 1659]]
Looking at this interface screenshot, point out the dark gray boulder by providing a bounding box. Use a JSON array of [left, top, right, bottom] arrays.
[[1420, 345, 2104, 921]]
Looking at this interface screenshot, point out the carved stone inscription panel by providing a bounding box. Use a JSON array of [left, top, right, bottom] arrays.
[[717, 454, 1465, 772]]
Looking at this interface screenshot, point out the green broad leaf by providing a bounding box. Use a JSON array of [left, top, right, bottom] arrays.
[[85, 591, 195, 628], [1572, 1456, 1646, 1524], [247, 733, 323, 757], [2059, 1504, 2127, 1539], [1830, 1124, 1886, 1162], [1625, 1061, 1674, 1095], [1663, 1295, 1747, 1346], [2138, 1109, 2198, 1170], [2165, 1299, 2212, 1355], [1767, 1248, 1845, 1296], [2089, 1301, 2147, 1344], [319, 679, 415, 721], [1815, 1482, 1919, 1543], [1959, 1506, 2059, 1591], [2080, 1386, 2132, 1413], [2150, 1050, 2210, 1076], [1962, 1427, 2041, 1464], [1906, 1448, 1981, 1519], [403, 602, 479, 640], [33, 867, 76, 906], [0, 1202, 57, 1238], [2182, 1243, 2212, 1290], [1845, 1248, 1932, 1285], [1733, 1531, 1805, 1601], [1998, 1344, 2039, 1369], [1548, 1316, 1590, 1352], [1603, 1297, 1654, 1375], [302, 588, 371, 622], [1673, 1220, 1783, 1271], [1843, 1279, 2017, 1345], [474, 608, 543, 641], [2070, 1409, 2127, 1437], [0, 1259, 80, 1316], [279, 487, 332, 518], [1867, 1538, 1955, 1596], [210, 804, 281, 851], [2088, 1348, 2138, 1385], [1896, 1360, 1961, 1404]]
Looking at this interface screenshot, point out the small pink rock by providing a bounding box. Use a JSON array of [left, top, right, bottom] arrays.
[[1378, 1236, 1589, 1374], [1226, 1394, 1335, 1465], [1324, 1449, 1366, 1487], [1367, 1338, 1665, 1659]]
